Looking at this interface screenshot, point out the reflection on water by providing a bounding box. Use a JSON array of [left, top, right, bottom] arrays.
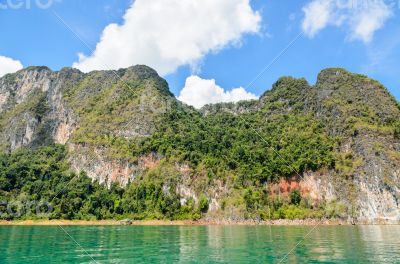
[[0, 225, 399, 263], [359, 225, 400, 263]]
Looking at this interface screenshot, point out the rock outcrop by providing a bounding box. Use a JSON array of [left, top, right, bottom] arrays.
[[0, 65, 176, 186], [0, 66, 399, 222]]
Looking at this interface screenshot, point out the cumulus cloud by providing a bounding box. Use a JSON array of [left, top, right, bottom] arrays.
[[302, 0, 393, 43], [73, 0, 261, 75], [0, 56, 23, 77], [302, 0, 332, 37], [178, 75, 258, 109]]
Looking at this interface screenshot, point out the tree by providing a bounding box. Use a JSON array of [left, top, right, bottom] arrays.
[[199, 195, 209, 213], [290, 189, 301, 205]]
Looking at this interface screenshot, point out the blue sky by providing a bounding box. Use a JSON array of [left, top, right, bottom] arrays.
[[0, 0, 399, 106]]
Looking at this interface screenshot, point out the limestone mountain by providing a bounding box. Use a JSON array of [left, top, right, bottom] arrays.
[[0, 65, 181, 185], [0, 66, 399, 222]]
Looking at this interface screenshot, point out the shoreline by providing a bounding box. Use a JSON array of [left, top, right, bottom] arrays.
[[0, 219, 398, 226]]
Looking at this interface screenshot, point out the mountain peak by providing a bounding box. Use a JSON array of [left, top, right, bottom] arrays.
[[125, 65, 160, 78], [22, 66, 52, 73], [317, 68, 351, 82]]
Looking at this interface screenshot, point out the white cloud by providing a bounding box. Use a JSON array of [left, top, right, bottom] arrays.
[[0, 56, 23, 77], [73, 0, 261, 75], [178, 75, 258, 109], [301, 0, 393, 43], [302, 0, 332, 37], [350, 1, 392, 42]]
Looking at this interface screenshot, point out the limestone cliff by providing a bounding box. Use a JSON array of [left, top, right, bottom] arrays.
[[0, 66, 399, 222], [0, 65, 176, 186]]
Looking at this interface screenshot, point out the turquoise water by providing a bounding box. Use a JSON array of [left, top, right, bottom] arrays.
[[0, 225, 399, 263]]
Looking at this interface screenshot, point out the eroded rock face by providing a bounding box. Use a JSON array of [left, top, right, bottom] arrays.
[[351, 130, 400, 222], [0, 67, 51, 110], [0, 67, 79, 150], [311, 69, 400, 222], [0, 65, 175, 184], [0, 66, 399, 222]]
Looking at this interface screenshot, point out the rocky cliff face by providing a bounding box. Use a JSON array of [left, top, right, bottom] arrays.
[[203, 69, 400, 222], [0, 66, 399, 222], [311, 69, 400, 222], [257, 69, 399, 222], [0, 65, 176, 186]]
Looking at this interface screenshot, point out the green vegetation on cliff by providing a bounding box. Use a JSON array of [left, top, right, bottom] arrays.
[[0, 145, 344, 221], [0, 66, 399, 221], [142, 105, 335, 184], [0, 145, 200, 220]]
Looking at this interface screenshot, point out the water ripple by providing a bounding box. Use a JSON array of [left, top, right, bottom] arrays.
[[0, 225, 399, 263]]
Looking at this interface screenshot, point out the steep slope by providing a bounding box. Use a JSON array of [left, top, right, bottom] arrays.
[[254, 69, 400, 221], [311, 69, 400, 221], [0, 66, 399, 222], [0, 65, 182, 185], [149, 68, 400, 222]]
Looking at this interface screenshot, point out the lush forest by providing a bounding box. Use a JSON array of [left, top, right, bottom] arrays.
[[0, 104, 342, 221], [143, 107, 335, 184], [0, 145, 199, 220], [0, 67, 399, 221]]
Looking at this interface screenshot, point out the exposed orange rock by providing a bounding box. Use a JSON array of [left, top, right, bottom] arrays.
[[140, 154, 160, 169], [270, 176, 312, 197]]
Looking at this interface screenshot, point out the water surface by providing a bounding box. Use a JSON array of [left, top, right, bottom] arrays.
[[0, 225, 399, 263]]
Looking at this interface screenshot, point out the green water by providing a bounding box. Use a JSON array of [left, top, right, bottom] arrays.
[[0, 225, 399, 263]]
